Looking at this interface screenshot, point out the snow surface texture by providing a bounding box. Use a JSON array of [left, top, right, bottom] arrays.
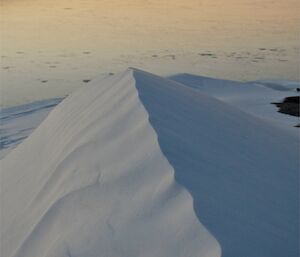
[[170, 74, 300, 131], [1, 74, 298, 158], [0, 69, 299, 257], [0, 98, 63, 159], [0, 70, 220, 257]]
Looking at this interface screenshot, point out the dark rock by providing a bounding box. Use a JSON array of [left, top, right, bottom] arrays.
[[272, 96, 299, 117]]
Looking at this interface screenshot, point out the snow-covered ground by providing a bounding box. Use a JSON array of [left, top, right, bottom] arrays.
[[169, 74, 300, 130], [0, 69, 299, 257], [1, 73, 298, 158], [0, 98, 63, 159]]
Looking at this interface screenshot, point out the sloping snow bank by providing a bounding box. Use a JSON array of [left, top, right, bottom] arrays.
[[169, 74, 299, 130], [1, 69, 298, 257], [0, 69, 220, 257], [0, 98, 63, 159], [1, 75, 298, 159], [136, 70, 299, 257]]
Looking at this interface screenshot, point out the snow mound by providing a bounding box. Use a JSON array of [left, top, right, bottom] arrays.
[[1, 74, 298, 159], [137, 70, 298, 257], [0, 69, 220, 257], [253, 80, 300, 91], [1, 69, 298, 257], [169, 73, 299, 130]]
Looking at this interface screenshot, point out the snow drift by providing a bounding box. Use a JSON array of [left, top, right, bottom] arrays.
[[0, 69, 299, 257], [0, 69, 220, 257], [0, 98, 63, 159], [169, 74, 300, 130]]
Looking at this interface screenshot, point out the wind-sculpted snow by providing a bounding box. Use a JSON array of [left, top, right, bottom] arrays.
[[0, 98, 63, 159], [169, 74, 299, 130], [135, 70, 299, 257], [1, 74, 298, 159], [0, 70, 220, 257], [0, 69, 298, 257]]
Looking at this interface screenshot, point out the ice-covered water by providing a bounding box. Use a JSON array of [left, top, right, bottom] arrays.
[[1, 0, 299, 107]]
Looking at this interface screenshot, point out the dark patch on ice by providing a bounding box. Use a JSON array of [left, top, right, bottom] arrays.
[[152, 54, 158, 58], [259, 48, 266, 51], [49, 65, 57, 68], [41, 80, 48, 83], [83, 80, 91, 83], [199, 52, 218, 59], [83, 51, 91, 54], [2, 66, 10, 69], [64, 7, 73, 10], [294, 124, 300, 128], [16, 51, 24, 54], [272, 96, 299, 117], [163, 54, 176, 60], [278, 59, 288, 62], [199, 53, 214, 57], [109, 72, 115, 76]]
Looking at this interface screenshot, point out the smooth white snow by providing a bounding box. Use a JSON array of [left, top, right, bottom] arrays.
[[169, 74, 300, 131], [0, 69, 220, 257], [134, 69, 299, 257], [0, 69, 299, 257], [1, 75, 298, 159]]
